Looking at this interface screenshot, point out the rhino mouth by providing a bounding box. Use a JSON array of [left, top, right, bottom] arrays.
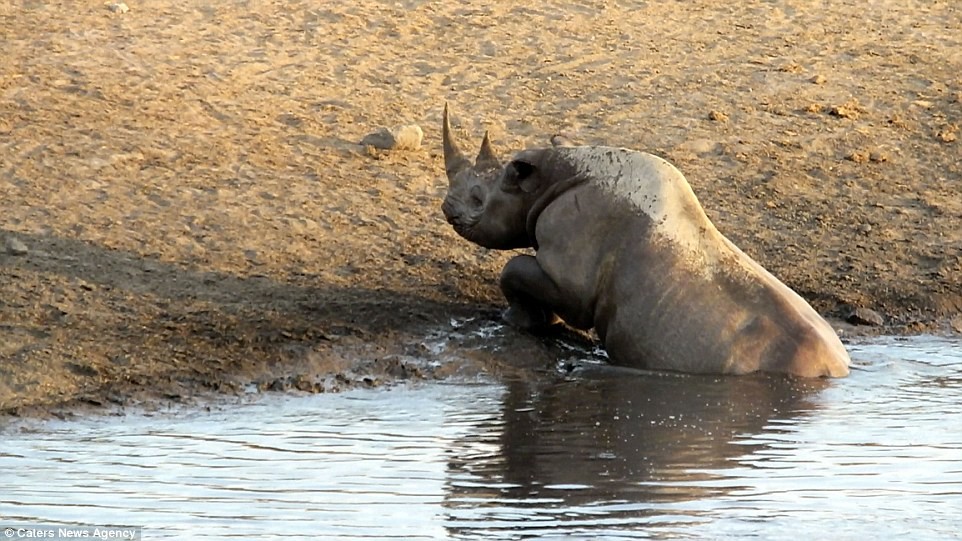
[[444, 212, 471, 238], [447, 217, 473, 238], [442, 209, 476, 240], [441, 199, 471, 230], [441, 199, 457, 223]]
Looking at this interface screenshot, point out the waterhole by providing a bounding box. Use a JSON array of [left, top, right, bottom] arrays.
[[1, 336, 960, 540]]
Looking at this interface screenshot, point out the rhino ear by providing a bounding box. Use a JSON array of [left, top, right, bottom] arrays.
[[502, 159, 541, 193]]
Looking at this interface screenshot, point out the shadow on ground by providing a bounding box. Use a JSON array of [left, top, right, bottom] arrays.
[[1, 228, 575, 417]]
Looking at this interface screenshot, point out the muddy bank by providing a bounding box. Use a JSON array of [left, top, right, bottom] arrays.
[[1, 1, 960, 417]]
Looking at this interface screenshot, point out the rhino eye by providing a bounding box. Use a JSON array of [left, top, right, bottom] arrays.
[[469, 185, 484, 209]]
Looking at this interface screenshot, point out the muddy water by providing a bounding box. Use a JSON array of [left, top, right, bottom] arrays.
[[1, 336, 960, 540]]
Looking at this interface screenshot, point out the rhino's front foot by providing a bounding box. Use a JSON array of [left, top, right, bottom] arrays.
[[500, 254, 563, 332], [502, 304, 559, 331]]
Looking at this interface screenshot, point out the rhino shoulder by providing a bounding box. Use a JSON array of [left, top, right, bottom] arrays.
[[552, 147, 724, 274], [557, 147, 707, 225]]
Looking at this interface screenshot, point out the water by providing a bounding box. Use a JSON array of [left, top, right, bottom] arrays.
[[1, 336, 961, 540]]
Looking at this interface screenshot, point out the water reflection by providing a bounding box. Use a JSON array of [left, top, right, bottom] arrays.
[[444, 371, 828, 538]]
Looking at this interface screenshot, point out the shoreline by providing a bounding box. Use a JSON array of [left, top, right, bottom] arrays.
[[1, 299, 957, 421]]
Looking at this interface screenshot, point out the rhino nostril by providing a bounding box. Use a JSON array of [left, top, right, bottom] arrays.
[[441, 204, 457, 224]]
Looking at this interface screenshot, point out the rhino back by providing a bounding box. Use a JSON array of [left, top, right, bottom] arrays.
[[544, 147, 726, 273], [531, 146, 849, 376], [532, 187, 742, 372]]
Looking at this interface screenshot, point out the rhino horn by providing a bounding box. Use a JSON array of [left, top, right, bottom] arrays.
[[475, 131, 500, 169], [442, 103, 471, 182]]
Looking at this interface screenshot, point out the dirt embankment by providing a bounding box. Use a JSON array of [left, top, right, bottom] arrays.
[[1, 1, 960, 417]]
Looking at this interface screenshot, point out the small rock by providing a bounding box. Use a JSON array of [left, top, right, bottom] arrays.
[[846, 150, 870, 164], [292, 374, 318, 393], [360, 124, 423, 151], [888, 113, 908, 129], [810, 74, 827, 85], [5, 236, 28, 256], [779, 62, 803, 74], [829, 100, 863, 120], [708, 110, 729, 122], [480, 40, 498, 57], [950, 315, 962, 334], [936, 128, 957, 143], [845, 306, 884, 326], [106, 2, 129, 13], [67, 362, 100, 378]]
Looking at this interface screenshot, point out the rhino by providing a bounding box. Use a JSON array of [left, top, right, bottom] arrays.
[[440, 105, 850, 377]]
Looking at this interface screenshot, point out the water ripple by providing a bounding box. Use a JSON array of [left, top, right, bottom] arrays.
[[1, 338, 960, 540]]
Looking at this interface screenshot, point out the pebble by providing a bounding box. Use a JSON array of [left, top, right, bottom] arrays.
[[936, 129, 957, 143], [950, 316, 962, 334], [845, 306, 884, 326], [5, 236, 28, 256], [360, 124, 423, 151], [106, 2, 129, 14], [847, 150, 870, 164], [708, 110, 729, 122], [830, 103, 862, 120]]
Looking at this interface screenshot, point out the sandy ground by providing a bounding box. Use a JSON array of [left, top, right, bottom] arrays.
[[1, 0, 960, 417]]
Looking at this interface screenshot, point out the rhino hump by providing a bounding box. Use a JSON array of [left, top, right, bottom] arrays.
[[557, 147, 722, 274]]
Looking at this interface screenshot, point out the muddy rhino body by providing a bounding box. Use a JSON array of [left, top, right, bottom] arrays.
[[440, 109, 850, 377]]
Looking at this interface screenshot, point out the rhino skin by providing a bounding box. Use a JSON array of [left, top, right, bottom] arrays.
[[440, 106, 850, 378]]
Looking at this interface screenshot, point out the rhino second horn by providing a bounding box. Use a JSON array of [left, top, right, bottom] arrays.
[[442, 103, 471, 182], [475, 131, 500, 169]]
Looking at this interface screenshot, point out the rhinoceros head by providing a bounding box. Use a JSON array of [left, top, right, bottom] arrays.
[[441, 105, 532, 250]]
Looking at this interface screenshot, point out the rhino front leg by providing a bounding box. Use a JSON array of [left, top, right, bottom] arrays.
[[499, 254, 565, 331]]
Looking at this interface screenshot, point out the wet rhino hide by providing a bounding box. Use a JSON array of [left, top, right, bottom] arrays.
[[440, 107, 850, 378]]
